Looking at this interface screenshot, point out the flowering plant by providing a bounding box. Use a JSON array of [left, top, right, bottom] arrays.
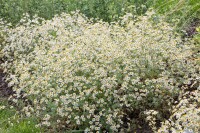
[[1, 11, 199, 132]]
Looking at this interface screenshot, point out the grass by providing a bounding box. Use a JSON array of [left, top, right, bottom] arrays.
[[0, 0, 150, 24], [154, 0, 200, 31], [0, 0, 199, 33], [0, 99, 42, 133]]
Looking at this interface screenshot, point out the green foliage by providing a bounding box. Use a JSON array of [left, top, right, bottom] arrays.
[[0, 0, 154, 25], [154, 0, 200, 31], [0, 100, 42, 133], [192, 26, 200, 65], [194, 26, 200, 44], [0, 0, 199, 31]]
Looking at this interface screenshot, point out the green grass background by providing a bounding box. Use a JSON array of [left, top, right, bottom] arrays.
[[0, 0, 199, 29], [0, 99, 41, 133]]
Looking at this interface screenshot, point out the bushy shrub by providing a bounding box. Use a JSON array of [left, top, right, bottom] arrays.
[[1, 11, 199, 132]]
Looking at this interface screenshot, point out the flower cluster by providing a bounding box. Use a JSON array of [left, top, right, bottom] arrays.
[[158, 87, 200, 133], [0, 19, 10, 58], [1, 11, 199, 132]]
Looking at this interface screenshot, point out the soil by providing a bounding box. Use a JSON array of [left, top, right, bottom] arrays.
[[185, 18, 200, 37], [0, 60, 13, 97]]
